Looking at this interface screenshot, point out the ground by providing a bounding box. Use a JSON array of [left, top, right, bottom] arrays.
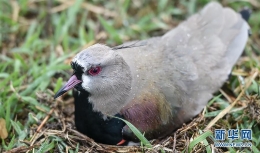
[[0, 0, 260, 152]]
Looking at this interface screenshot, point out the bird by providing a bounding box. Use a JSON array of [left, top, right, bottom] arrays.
[[54, 2, 250, 145]]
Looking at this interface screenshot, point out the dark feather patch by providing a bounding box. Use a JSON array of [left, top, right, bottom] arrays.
[[71, 62, 84, 80], [71, 62, 84, 73], [239, 8, 251, 22], [73, 90, 126, 145]]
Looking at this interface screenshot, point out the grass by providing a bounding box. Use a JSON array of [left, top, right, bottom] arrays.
[[0, 0, 260, 152]]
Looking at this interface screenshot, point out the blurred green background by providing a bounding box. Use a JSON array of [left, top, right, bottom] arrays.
[[0, 0, 259, 152]]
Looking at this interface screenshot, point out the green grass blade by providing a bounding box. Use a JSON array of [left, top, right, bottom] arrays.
[[98, 15, 122, 44], [188, 131, 213, 153], [113, 116, 152, 148]]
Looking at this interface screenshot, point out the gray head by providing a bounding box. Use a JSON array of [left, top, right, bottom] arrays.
[[54, 44, 132, 118]]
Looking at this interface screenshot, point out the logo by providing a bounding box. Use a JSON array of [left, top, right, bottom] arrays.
[[214, 129, 252, 148]]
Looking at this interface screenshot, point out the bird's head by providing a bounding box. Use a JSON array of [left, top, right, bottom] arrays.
[[54, 44, 132, 117]]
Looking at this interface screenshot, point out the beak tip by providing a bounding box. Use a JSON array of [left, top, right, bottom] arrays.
[[53, 93, 61, 99], [53, 88, 67, 100], [53, 95, 59, 99]]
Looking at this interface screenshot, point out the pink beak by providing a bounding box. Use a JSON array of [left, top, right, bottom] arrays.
[[54, 75, 82, 99]]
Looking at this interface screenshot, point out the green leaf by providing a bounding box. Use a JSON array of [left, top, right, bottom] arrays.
[[98, 16, 122, 44], [2, 135, 16, 150], [188, 131, 213, 152], [252, 144, 260, 153], [10, 120, 27, 141], [54, 77, 64, 93], [112, 116, 152, 148], [36, 140, 55, 153]]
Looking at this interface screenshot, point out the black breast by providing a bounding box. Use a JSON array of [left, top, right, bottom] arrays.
[[73, 89, 126, 145]]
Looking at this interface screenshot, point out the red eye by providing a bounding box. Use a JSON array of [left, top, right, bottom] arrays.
[[88, 66, 101, 76]]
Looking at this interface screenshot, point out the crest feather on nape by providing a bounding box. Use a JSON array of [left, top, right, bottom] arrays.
[[112, 41, 146, 50]]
